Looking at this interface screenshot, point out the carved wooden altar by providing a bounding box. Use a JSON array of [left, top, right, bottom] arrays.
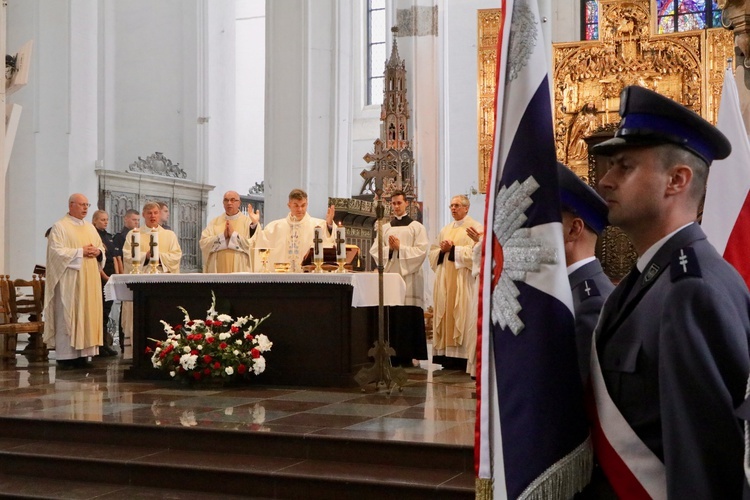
[[477, 1, 733, 280]]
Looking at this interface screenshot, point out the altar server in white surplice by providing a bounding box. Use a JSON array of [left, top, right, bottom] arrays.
[[369, 190, 429, 366], [121, 202, 182, 359], [251, 188, 335, 272], [200, 191, 258, 273], [44, 193, 107, 369], [429, 194, 483, 370]]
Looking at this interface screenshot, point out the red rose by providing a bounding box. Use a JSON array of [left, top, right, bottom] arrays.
[[178, 367, 186, 373], [213, 362, 221, 370], [173, 354, 180, 363], [203, 355, 212, 364], [237, 364, 247, 374], [193, 372, 202, 380], [145, 347, 152, 354], [194, 333, 203, 340], [191, 349, 198, 356], [159, 351, 167, 359], [206, 337, 215, 344], [204, 368, 211, 375], [251, 348, 260, 359], [231, 326, 239, 333], [174, 324, 182, 330], [219, 342, 228, 350], [187, 321, 195, 326], [245, 334, 254, 341]]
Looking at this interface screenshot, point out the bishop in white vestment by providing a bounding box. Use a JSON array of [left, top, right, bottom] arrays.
[[251, 188, 334, 271]]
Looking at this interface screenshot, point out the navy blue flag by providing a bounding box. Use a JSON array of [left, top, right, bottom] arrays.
[[475, 0, 592, 498]]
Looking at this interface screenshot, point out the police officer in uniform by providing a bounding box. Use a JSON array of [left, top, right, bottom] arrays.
[[589, 86, 750, 498], [557, 162, 613, 383]]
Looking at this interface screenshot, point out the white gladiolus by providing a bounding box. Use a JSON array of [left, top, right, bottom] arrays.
[[217, 314, 232, 323], [218, 332, 231, 341], [180, 353, 198, 370]]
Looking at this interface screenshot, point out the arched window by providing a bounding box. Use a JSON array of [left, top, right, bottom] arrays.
[[367, 0, 386, 106]]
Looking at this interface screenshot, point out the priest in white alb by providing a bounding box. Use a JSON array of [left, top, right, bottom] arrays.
[[251, 188, 335, 271], [44, 193, 107, 369], [369, 190, 429, 366], [121, 202, 182, 358], [429, 194, 483, 370], [200, 190, 258, 273]]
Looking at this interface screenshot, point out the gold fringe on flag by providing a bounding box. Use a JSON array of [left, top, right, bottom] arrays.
[[518, 435, 593, 500], [475, 477, 494, 500]]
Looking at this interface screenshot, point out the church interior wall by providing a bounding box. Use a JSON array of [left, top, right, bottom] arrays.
[[235, 0, 265, 205], [112, 1, 195, 180]]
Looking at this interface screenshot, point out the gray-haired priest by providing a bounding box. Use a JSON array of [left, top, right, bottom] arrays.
[[200, 190, 258, 273], [44, 193, 106, 369]]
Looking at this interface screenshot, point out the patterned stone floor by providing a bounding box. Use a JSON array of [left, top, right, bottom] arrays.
[[0, 338, 475, 447]]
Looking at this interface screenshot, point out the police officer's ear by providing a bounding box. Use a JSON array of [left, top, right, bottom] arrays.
[[562, 212, 585, 243], [665, 164, 693, 197]]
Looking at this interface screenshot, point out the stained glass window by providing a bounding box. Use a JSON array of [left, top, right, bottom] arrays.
[[583, 0, 599, 40], [656, 0, 721, 33], [367, 0, 386, 106]]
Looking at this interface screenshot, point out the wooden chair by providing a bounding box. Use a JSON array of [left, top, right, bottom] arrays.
[[1, 275, 47, 361], [0, 276, 18, 359]]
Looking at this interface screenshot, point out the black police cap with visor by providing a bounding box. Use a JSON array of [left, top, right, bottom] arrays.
[[591, 86, 731, 166]]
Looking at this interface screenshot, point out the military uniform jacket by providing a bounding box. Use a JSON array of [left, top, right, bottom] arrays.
[[594, 223, 750, 499], [569, 259, 613, 382]]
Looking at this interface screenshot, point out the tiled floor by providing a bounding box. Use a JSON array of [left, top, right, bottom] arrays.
[[0, 340, 476, 447]]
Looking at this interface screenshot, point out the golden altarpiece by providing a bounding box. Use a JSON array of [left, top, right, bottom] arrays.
[[478, 0, 733, 281]]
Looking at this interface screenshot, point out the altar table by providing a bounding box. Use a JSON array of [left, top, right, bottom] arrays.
[[105, 273, 406, 386]]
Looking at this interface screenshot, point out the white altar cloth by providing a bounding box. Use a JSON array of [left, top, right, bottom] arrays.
[[104, 272, 406, 307]]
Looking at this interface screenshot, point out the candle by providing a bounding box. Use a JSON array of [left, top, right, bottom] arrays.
[[313, 226, 323, 261], [131, 229, 141, 262], [150, 228, 159, 263], [336, 224, 346, 260]]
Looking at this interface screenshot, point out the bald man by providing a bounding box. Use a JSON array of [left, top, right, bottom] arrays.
[[199, 191, 258, 273], [44, 193, 106, 369]]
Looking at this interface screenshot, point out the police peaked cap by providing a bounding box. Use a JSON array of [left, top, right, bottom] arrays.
[[592, 86, 731, 165], [557, 162, 609, 235]]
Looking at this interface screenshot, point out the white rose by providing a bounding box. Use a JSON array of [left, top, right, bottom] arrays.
[[197, 345, 203, 351], [225, 366, 234, 376], [183, 346, 191, 353], [219, 332, 231, 341], [256, 334, 273, 352], [169, 370, 176, 377], [253, 356, 266, 374], [233, 349, 240, 355]]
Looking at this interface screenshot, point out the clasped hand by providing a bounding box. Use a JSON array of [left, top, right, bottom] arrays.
[[83, 244, 100, 258]]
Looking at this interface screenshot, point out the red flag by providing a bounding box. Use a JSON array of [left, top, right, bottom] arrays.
[[703, 67, 750, 288]]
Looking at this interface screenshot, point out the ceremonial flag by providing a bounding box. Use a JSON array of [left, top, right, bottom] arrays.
[[702, 67, 750, 288], [475, 0, 592, 498]]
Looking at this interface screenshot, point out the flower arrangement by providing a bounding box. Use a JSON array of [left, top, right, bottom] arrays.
[[147, 292, 272, 384]]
